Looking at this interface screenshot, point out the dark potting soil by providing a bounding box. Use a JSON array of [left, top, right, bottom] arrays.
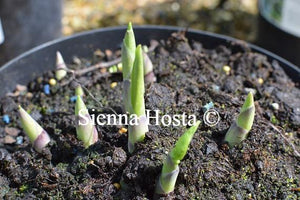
[[0, 32, 299, 200]]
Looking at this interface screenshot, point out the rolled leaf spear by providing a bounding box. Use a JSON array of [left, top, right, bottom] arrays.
[[75, 95, 98, 148], [122, 22, 136, 114], [55, 51, 68, 81], [155, 121, 200, 195], [75, 84, 84, 97], [18, 105, 50, 153], [143, 51, 156, 83], [128, 45, 149, 153], [224, 92, 255, 147]]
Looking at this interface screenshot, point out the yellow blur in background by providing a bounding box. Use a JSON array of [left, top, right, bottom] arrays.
[[63, 0, 258, 42]]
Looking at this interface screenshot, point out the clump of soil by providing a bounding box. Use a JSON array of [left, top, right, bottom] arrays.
[[0, 32, 299, 199]]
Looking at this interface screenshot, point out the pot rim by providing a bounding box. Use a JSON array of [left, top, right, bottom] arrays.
[[0, 25, 299, 98], [258, 0, 300, 39], [1, 25, 299, 72]]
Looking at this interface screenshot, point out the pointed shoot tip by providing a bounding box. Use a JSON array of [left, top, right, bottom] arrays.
[[127, 22, 132, 30]]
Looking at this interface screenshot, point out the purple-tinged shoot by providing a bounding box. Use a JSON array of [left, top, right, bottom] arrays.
[[75, 95, 98, 148], [56, 51, 68, 80], [143, 52, 156, 83], [18, 105, 50, 153], [224, 92, 255, 147]]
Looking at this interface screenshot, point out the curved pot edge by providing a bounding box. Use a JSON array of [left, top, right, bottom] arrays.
[[0, 25, 299, 98], [1, 25, 299, 72]]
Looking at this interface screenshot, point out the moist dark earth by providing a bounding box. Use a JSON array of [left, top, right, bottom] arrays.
[[0, 32, 299, 199]]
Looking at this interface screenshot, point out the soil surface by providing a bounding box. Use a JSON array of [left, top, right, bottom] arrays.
[[0, 32, 299, 199]]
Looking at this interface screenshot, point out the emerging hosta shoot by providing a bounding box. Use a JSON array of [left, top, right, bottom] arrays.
[[224, 92, 255, 147], [75, 95, 98, 148], [18, 105, 50, 152], [155, 121, 200, 195], [128, 45, 148, 153], [75, 85, 84, 97], [55, 51, 68, 80], [143, 51, 156, 83], [122, 22, 136, 114]]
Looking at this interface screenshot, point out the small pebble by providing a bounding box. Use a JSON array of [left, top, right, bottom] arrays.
[[26, 92, 33, 99], [5, 127, 20, 136], [206, 143, 218, 155], [222, 65, 231, 75], [88, 160, 95, 165], [2, 115, 10, 124], [37, 77, 43, 83], [113, 147, 127, 166], [70, 96, 77, 103], [108, 66, 114, 73], [108, 65, 118, 73], [257, 78, 264, 85], [16, 84, 27, 92], [0, 148, 11, 160], [72, 56, 81, 65], [284, 132, 292, 137], [4, 135, 16, 144], [43, 84, 50, 95], [118, 127, 128, 134], [113, 183, 121, 190], [49, 78, 57, 86], [100, 68, 107, 73], [212, 84, 220, 92], [203, 102, 214, 111], [271, 103, 279, 110], [105, 156, 113, 166], [1, 98, 15, 113], [110, 82, 117, 88], [112, 65, 118, 72], [105, 49, 113, 58], [47, 108, 55, 114], [16, 136, 24, 145], [94, 49, 104, 57], [86, 62, 91, 67], [117, 63, 122, 71]]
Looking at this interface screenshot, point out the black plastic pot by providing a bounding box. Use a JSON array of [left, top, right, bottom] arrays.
[[257, 1, 300, 67], [0, 25, 299, 97], [0, 0, 62, 65]]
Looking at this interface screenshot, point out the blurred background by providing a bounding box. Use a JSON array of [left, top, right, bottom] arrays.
[[62, 0, 257, 41], [0, 0, 299, 66]]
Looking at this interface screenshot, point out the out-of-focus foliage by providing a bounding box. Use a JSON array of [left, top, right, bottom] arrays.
[[63, 0, 257, 41]]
